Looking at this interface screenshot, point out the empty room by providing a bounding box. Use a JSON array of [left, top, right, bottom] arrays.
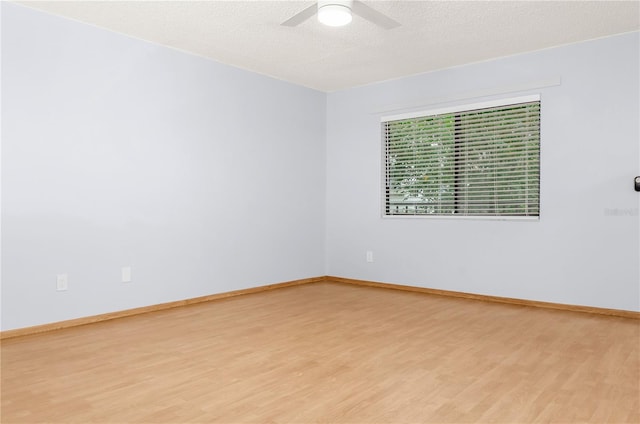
[[1, 1, 639, 423]]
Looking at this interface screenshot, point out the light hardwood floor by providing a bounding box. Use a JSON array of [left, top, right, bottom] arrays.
[[1, 282, 638, 423]]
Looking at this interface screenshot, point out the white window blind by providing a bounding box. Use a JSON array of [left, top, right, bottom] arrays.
[[383, 96, 540, 218]]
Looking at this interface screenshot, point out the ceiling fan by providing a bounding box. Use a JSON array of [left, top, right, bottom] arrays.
[[281, 0, 401, 29]]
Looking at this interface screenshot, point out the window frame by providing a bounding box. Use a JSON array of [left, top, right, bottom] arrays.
[[380, 94, 541, 221]]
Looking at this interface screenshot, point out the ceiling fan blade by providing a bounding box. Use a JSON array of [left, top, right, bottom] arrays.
[[352, 0, 400, 29], [281, 3, 318, 27]]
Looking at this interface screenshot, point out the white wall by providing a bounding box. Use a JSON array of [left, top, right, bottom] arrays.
[[1, 3, 326, 330], [2, 4, 638, 332], [326, 32, 640, 312]]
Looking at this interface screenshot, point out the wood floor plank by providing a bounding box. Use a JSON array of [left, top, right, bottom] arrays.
[[1, 282, 638, 423]]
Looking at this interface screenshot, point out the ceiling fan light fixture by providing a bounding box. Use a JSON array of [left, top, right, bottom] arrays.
[[318, 2, 352, 27]]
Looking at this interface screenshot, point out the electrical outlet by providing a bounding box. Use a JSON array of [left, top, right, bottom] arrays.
[[121, 266, 132, 283], [56, 273, 68, 291], [366, 251, 374, 263]]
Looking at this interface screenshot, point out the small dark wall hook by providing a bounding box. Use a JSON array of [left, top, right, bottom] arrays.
[[635, 176, 640, 192]]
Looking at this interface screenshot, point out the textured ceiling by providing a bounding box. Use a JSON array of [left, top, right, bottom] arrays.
[[15, 0, 640, 92]]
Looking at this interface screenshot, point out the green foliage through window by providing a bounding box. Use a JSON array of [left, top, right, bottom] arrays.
[[383, 99, 540, 217]]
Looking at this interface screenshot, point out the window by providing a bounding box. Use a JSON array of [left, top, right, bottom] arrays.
[[383, 95, 540, 218]]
